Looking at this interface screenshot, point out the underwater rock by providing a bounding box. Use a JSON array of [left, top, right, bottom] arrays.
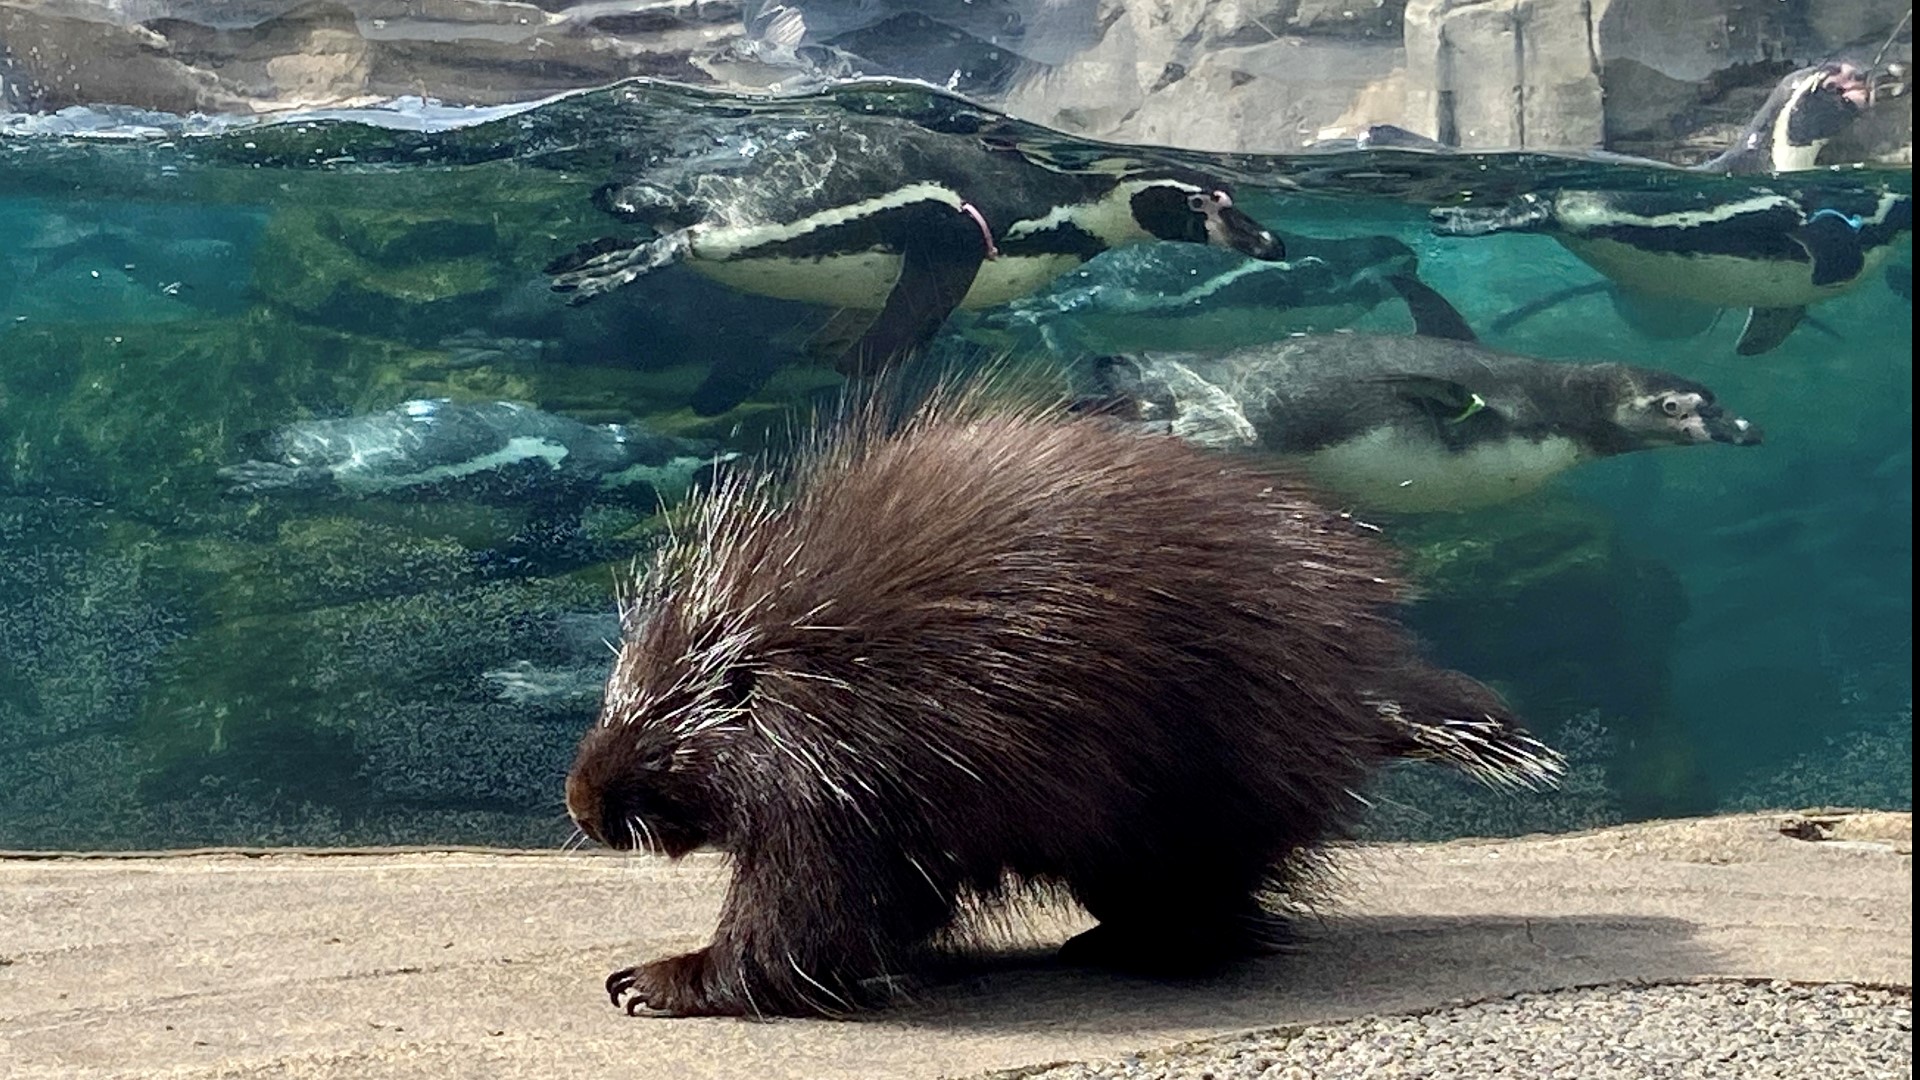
[[132, 576, 610, 841], [252, 205, 507, 339], [1394, 496, 1709, 817], [0, 497, 192, 849], [1730, 704, 1913, 813], [2, 202, 266, 320]]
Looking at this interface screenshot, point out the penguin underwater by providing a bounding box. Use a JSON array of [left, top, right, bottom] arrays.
[[970, 229, 1478, 355], [1431, 61, 1913, 356], [1076, 336, 1763, 514], [219, 398, 725, 508], [545, 102, 1285, 376]]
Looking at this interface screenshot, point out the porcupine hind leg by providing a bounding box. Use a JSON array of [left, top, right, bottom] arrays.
[[1058, 845, 1294, 976]]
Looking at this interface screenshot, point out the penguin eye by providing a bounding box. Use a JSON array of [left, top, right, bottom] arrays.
[[1186, 193, 1209, 213]]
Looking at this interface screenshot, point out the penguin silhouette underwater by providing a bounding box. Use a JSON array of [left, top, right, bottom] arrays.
[[544, 105, 1285, 378], [1431, 61, 1913, 356]]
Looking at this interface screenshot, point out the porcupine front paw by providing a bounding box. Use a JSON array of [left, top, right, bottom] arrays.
[[606, 948, 745, 1017]]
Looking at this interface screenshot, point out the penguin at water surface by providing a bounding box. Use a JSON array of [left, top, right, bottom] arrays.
[[544, 106, 1284, 377], [1076, 336, 1762, 514], [1431, 62, 1913, 355]]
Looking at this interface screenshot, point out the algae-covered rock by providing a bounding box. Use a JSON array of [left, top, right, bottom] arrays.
[[252, 205, 504, 338], [133, 574, 613, 825], [1391, 493, 1705, 817], [0, 497, 193, 849], [0, 312, 451, 516], [1732, 704, 1914, 814]]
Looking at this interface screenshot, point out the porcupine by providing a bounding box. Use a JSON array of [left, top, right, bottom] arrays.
[[563, 390, 1564, 1018]]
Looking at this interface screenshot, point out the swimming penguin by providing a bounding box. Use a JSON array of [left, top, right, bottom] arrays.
[[969, 229, 1477, 355], [219, 399, 726, 509], [1435, 184, 1911, 355], [1074, 336, 1763, 514], [1431, 62, 1910, 355], [544, 107, 1285, 377]]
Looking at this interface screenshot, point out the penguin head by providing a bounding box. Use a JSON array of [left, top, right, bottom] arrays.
[[1756, 62, 1875, 169], [1613, 376, 1763, 449], [1129, 180, 1285, 261]]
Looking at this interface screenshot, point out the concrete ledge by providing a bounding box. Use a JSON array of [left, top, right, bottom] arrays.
[[0, 811, 1908, 1079]]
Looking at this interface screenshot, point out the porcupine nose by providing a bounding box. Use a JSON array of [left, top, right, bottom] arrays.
[[564, 771, 605, 845]]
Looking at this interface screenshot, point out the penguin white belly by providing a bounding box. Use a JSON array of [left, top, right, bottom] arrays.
[[691, 253, 908, 309], [959, 254, 1088, 308], [1560, 237, 1890, 308], [1301, 428, 1585, 513], [690, 251, 1085, 311]]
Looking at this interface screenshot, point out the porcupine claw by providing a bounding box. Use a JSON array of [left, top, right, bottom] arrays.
[[606, 966, 641, 1008]]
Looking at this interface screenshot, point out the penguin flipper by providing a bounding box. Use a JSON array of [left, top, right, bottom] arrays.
[[1386, 273, 1478, 341], [836, 210, 986, 379], [1488, 281, 1611, 336], [1373, 374, 1476, 409], [1372, 375, 1499, 429], [547, 230, 694, 304], [1736, 307, 1807, 355], [1791, 212, 1869, 287]]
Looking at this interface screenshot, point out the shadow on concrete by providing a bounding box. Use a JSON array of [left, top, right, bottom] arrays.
[[893, 913, 1706, 1035]]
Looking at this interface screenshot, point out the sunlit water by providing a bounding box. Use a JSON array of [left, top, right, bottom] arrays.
[[0, 80, 1910, 849]]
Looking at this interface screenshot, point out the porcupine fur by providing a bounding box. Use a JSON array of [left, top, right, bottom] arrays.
[[563, 388, 1564, 1018]]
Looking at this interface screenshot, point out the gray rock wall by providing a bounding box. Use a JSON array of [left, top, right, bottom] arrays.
[[1, 0, 1908, 163]]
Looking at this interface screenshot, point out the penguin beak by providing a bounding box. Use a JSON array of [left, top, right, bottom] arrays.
[[1823, 63, 1873, 111], [1703, 411, 1763, 446], [1196, 191, 1285, 260]]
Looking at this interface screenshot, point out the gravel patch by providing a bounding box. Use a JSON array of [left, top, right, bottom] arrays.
[[992, 980, 1913, 1080]]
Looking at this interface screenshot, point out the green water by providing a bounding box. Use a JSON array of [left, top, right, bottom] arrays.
[[0, 81, 1910, 849]]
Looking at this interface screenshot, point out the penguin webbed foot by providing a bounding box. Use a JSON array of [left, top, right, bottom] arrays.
[[546, 231, 694, 303]]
